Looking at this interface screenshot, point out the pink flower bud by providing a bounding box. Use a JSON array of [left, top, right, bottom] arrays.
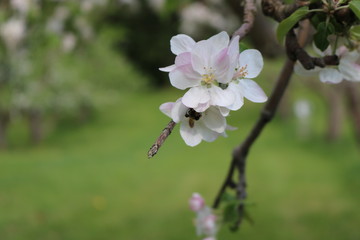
[[189, 193, 205, 212]]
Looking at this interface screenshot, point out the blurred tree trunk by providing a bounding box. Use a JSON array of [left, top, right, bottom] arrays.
[[0, 111, 10, 149], [345, 82, 360, 143], [326, 86, 343, 141], [27, 109, 43, 144]]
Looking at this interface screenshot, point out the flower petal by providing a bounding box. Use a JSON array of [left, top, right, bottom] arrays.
[[238, 79, 267, 103], [239, 49, 263, 78], [171, 98, 187, 123], [182, 86, 210, 109], [219, 107, 230, 116], [213, 48, 232, 83], [159, 64, 176, 72], [196, 121, 219, 142], [159, 102, 174, 118], [191, 32, 230, 74], [209, 85, 235, 107], [228, 36, 240, 64], [170, 34, 196, 55], [202, 107, 226, 133], [180, 122, 202, 146], [226, 82, 244, 111], [169, 64, 201, 90], [339, 59, 360, 82], [175, 52, 192, 67], [206, 31, 229, 53], [193, 102, 210, 112], [319, 68, 343, 84]]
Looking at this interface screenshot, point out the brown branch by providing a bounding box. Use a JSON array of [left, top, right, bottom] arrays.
[[262, 0, 306, 22], [232, 0, 257, 39], [147, 120, 177, 158], [213, 21, 310, 230]]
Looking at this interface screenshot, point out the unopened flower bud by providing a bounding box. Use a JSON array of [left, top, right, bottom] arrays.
[[189, 193, 205, 212]]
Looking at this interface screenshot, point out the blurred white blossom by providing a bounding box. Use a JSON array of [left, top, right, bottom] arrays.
[[0, 18, 26, 50], [62, 33, 77, 53], [10, 0, 32, 15]]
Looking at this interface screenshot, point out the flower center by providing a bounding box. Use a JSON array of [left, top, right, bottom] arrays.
[[234, 65, 248, 79], [201, 67, 216, 85]]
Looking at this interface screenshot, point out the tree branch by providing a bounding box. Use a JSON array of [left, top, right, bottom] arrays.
[[147, 120, 177, 158], [213, 21, 310, 230], [232, 0, 257, 39]]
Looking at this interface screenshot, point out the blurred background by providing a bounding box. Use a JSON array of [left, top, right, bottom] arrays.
[[0, 0, 359, 239]]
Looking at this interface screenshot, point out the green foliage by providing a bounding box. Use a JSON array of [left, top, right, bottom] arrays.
[[276, 6, 309, 44], [313, 22, 335, 51], [349, 0, 360, 20], [349, 25, 360, 39]]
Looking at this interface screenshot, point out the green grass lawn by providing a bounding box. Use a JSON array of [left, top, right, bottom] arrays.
[[0, 67, 360, 240]]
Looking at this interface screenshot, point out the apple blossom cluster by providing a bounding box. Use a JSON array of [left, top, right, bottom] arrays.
[[160, 31, 267, 146], [189, 193, 218, 240], [295, 45, 360, 84]]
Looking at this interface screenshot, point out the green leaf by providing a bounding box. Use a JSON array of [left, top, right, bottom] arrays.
[[349, 0, 360, 20], [350, 25, 360, 39], [313, 22, 335, 51], [276, 6, 309, 43]]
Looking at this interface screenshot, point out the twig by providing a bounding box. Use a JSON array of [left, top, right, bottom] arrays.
[[232, 0, 257, 39], [147, 120, 177, 158]]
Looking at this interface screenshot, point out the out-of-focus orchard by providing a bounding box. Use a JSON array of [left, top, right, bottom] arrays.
[[0, 0, 359, 240]]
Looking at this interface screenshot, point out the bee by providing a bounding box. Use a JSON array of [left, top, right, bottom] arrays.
[[185, 108, 202, 128]]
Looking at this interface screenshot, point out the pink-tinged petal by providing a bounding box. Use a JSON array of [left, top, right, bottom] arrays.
[[189, 193, 205, 212], [171, 98, 187, 123], [175, 52, 192, 67], [339, 59, 360, 82], [239, 49, 263, 78], [228, 36, 240, 63], [294, 62, 321, 76], [159, 64, 176, 72], [169, 64, 201, 90], [159, 102, 174, 118], [214, 48, 232, 83], [180, 122, 202, 146], [202, 107, 226, 133], [191, 40, 212, 73], [182, 86, 210, 109], [226, 82, 244, 111], [209, 85, 235, 107], [191, 32, 230, 73], [239, 79, 267, 103], [319, 68, 343, 84], [170, 34, 196, 55], [196, 121, 219, 142]]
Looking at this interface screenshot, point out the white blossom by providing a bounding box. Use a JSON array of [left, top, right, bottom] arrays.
[[160, 32, 240, 112], [226, 49, 267, 111], [160, 98, 228, 146], [0, 18, 26, 50], [295, 46, 360, 83]]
